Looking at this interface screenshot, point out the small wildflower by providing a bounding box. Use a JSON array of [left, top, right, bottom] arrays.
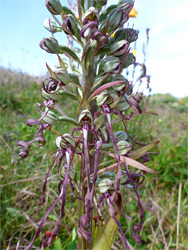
[[129, 8, 138, 18], [132, 49, 136, 56]]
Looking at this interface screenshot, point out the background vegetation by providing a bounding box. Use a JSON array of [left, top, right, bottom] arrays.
[[0, 68, 187, 249]]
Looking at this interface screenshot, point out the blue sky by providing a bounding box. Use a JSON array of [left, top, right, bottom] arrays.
[[1, 0, 188, 97]]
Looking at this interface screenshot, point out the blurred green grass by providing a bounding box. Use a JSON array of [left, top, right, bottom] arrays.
[[0, 68, 187, 249]]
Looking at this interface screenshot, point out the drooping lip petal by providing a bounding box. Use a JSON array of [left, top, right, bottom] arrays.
[[24, 148, 72, 250], [103, 105, 122, 202], [124, 164, 144, 243]]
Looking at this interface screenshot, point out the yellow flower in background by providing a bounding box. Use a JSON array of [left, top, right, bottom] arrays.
[[106, 32, 115, 37], [129, 8, 138, 18], [132, 50, 136, 57]]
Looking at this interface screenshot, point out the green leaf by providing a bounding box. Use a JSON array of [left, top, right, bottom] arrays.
[[69, 73, 82, 87], [57, 54, 67, 70], [58, 116, 79, 126], [92, 218, 103, 248], [46, 63, 55, 77], [47, 237, 63, 250], [128, 141, 160, 159], [60, 46, 79, 61], [62, 226, 77, 250], [92, 209, 120, 250], [58, 90, 80, 101]]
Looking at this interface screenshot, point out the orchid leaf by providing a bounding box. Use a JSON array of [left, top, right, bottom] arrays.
[[46, 63, 55, 77], [68, 73, 80, 84], [58, 116, 79, 126], [57, 54, 67, 70], [100, 150, 158, 175], [92, 205, 120, 250], [69, 73, 82, 88], [128, 141, 160, 159], [92, 218, 103, 247], [60, 46, 79, 61], [58, 90, 80, 101]]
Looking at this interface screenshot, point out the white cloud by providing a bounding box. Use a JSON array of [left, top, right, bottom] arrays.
[[150, 1, 188, 39], [146, 55, 187, 97]]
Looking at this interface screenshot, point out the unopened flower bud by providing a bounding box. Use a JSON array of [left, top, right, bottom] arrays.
[[96, 90, 113, 106], [115, 131, 128, 142], [56, 136, 62, 148], [97, 127, 108, 142], [62, 15, 74, 35], [78, 109, 92, 125], [42, 78, 60, 100], [45, 78, 59, 92], [43, 111, 59, 125], [120, 174, 128, 185], [126, 28, 138, 42], [118, 0, 134, 13], [40, 37, 61, 54], [54, 69, 71, 85], [117, 140, 131, 155], [112, 75, 129, 92], [122, 53, 135, 68], [108, 8, 124, 31], [102, 57, 122, 74], [98, 178, 114, 193], [56, 134, 75, 149], [62, 15, 81, 41], [91, 30, 108, 47], [110, 40, 129, 57], [80, 21, 98, 38], [115, 97, 130, 111], [43, 18, 61, 34], [83, 7, 99, 25], [114, 28, 138, 43], [45, 0, 62, 15]]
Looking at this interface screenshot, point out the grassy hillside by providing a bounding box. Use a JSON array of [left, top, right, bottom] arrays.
[[0, 68, 187, 249]]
